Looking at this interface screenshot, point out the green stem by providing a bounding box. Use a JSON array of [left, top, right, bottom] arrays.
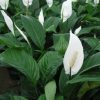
[[26, 6, 29, 16], [69, 67, 71, 80]]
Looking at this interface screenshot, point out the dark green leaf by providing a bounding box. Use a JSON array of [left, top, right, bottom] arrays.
[[80, 52, 100, 74], [0, 48, 39, 85], [21, 15, 46, 49], [39, 51, 62, 82], [44, 17, 60, 32]]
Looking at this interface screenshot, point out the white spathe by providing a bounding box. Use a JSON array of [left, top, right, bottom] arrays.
[[74, 26, 81, 35], [61, 0, 72, 22], [94, 0, 99, 5], [1, 10, 14, 36], [0, 0, 9, 10], [22, 0, 33, 7], [46, 0, 53, 7], [15, 24, 30, 46], [63, 31, 84, 75], [38, 9, 44, 26]]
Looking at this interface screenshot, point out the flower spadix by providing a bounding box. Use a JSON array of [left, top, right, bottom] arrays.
[[1, 10, 14, 36], [63, 31, 84, 76], [38, 9, 44, 26], [46, 0, 53, 7], [61, 0, 72, 22], [0, 0, 9, 10], [94, 0, 99, 5], [22, 0, 33, 7]]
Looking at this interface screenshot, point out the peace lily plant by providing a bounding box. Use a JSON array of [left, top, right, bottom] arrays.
[[0, 0, 99, 99]]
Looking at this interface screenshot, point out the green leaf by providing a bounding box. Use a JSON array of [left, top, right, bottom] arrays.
[[53, 34, 68, 55], [78, 26, 100, 36], [80, 52, 100, 74], [67, 75, 100, 84], [10, 96, 28, 100], [59, 68, 80, 99], [59, 68, 69, 94], [45, 80, 56, 100], [0, 35, 21, 47], [44, 17, 60, 32], [55, 95, 64, 100], [39, 51, 62, 83], [67, 71, 100, 84], [78, 82, 100, 99], [38, 94, 46, 100], [0, 48, 39, 85], [83, 37, 100, 51], [21, 15, 46, 49]]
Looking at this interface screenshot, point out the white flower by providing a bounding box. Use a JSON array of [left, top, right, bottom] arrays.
[[63, 31, 84, 76], [15, 24, 30, 46], [22, 0, 33, 7], [46, 0, 53, 7], [74, 26, 81, 35], [38, 9, 44, 26], [61, 0, 72, 22], [1, 10, 14, 36], [94, 0, 99, 5], [0, 0, 9, 10]]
